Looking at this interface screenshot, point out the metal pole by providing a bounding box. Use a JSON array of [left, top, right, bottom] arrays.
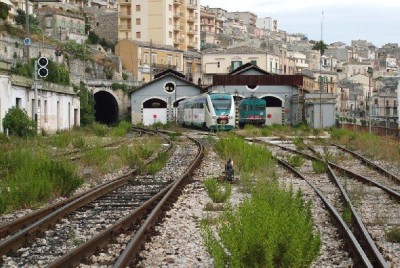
[[24, 0, 30, 62], [368, 73, 372, 133], [34, 60, 38, 132]]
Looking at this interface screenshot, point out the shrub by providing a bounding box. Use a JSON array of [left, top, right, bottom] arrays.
[[2, 107, 36, 137], [110, 120, 131, 137], [202, 182, 320, 267], [204, 177, 232, 203]]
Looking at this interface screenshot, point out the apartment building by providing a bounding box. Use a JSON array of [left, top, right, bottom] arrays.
[[256, 17, 278, 32], [118, 0, 200, 51], [115, 39, 184, 83]]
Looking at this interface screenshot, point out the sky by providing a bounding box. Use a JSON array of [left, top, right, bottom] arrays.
[[200, 0, 400, 48]]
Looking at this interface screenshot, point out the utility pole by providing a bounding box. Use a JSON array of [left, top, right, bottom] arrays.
[[149, 39, 152, 81], [24, 0, 30, 62], [367, 67, 373, 134]]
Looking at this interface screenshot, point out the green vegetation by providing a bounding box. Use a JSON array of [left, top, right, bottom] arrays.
[[287, 155, 305, 168], [204, 177, 232, 203], [202, 182, 320, 267], [12, 59, 70, 85], [2, 107, 36, 138], [329, 128, 400, 164], [342, 204, 353, 225], [0, 148, 82, 215], [0, 3, 10, 20], [312, 160, 327, 174], [15, 9, 41, 34], [110, 120, 132, 137], [386, 227, 400, 243], [238, 123, 322, 138], [74, 82, 95, 126]]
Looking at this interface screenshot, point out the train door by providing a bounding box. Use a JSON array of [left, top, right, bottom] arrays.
[[263, 96, 282, 125]]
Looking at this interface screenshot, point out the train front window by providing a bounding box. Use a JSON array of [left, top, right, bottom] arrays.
[[212, 99, 231, 111]]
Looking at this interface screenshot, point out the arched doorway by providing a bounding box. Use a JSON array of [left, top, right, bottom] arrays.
[[142, 98, 167, 125], [94, 91, 119, 125], [262, 96, 283, 125]]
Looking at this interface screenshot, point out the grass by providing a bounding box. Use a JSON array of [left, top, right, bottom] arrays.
[[312, 160, 327, 174], [329, 128, 400, 164], [204, 177, 232, 203], [0, 123, 164, 216], [0, 148, 82, 215], [386, 227, 400, 243], [201, 181, 321, 267], [287, 155, 305, 168]]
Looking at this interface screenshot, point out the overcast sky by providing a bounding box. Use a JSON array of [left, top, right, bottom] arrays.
[[200, 0, 400, 48]]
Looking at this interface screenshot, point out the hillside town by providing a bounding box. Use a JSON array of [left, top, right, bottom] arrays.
[[0, 0, 399, 133]]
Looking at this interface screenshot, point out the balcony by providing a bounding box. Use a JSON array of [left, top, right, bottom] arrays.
[[187, 28, 195, 35], [118, 24, 131, 30], [174, 25, 184, 32], [174, 12, 183, 18], [119, 12, 131, 18], [173, 0, 182, 6], [187, 42, 196, 48], [152, 63, 177, 71], [119, 0, 131, 5], [187, 3, 196, 10], [174, 38, 184, 45]]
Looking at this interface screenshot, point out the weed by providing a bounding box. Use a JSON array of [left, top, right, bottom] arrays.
[[287, 155, 305, 168], [293, 137, 306, 151], [110, 120, 131, 137], [342, 204, 353, 225], [72, 135, 86, 149], [204, 177, 232, 203], [386, 227, 400, 243], [312, 161, 327, 174]]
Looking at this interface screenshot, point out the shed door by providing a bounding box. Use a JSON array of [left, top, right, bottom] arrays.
[[143, 108, 167, 126]]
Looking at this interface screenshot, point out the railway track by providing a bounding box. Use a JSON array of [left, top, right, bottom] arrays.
[[259, 138, 400, 267], [0, 131, 204, 267]]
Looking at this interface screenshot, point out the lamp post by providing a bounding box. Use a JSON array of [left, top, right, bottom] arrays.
[[367, 67, 373, 133]]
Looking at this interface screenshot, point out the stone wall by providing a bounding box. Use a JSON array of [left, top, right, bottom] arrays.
[[84, 7, 118, 46]]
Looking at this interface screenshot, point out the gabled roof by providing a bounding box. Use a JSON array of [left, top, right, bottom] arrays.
[[229, 62, 269, 75], [132, 69, 204, 94]]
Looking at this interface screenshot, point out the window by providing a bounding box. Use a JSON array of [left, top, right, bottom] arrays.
[[44, 100, 48, 122], [231, 61, 242, 71], [136, 32, 141, 38], [136, 5, 140, 11], [152, 53, 157, 64], [169, 18, 172, 25], [250, 60, 257, 66], [169, 4, 172, 11], [16, 98, 21, 109], [168, 55, 172, 65], [143, 53, 148, 64], [169, 31, 172, 38], [136, 18, 141, 25]]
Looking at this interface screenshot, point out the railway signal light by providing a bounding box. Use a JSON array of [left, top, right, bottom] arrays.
[[37, 57, 49, 78]]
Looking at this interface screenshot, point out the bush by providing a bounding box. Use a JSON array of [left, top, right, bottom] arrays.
[[287, 155, 305, 168], [110, 120, 132, 137], [2, 107, 36, 137], [202, 182, 320, 267], [312, 160, 327, 173]]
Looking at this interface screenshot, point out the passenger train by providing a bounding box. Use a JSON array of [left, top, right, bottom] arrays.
[[238, 96, 266, 128], [177, 92, 235, 131]]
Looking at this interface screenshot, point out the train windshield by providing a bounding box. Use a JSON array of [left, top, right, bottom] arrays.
[[211, 98, 231, 112]]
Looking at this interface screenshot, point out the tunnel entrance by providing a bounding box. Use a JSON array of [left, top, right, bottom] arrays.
[[94, 91, 119, 125]]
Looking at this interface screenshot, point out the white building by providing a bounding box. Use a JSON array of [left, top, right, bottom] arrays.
[[0, 60, 80, 134]]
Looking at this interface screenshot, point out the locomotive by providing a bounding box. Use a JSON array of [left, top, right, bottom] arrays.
[[238, 96, 266, 128]]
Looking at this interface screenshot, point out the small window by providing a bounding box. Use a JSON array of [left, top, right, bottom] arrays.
[[136, 5, 140, 11], [169, 31, 172, 38], [136, 32, 141, 38], [169, 4, 172, 11], [16, 98, 21, 109], [96, 22, 99, 26], [136, 18, 141, 25], [169, 18, 172, 25]]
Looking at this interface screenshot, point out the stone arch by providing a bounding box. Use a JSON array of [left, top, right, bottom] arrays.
[[94, 91, 119, 125]]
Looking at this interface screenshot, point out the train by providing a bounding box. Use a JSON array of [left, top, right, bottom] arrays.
[[177, 92, 235, 131], [238, 96, 266, 128]]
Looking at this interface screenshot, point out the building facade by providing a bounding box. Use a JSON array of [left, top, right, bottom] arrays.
[[118, 0, 200, 51], [115, 39, 184, 83]]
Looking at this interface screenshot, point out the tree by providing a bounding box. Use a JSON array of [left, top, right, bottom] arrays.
[[0, 3, 10, 20], [312, 40, 328, 55], [15, 9, 41, 34], [74, 82, 95, 126]]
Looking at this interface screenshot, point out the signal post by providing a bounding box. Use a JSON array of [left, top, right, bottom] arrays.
[[33, 57, 49, 133]]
